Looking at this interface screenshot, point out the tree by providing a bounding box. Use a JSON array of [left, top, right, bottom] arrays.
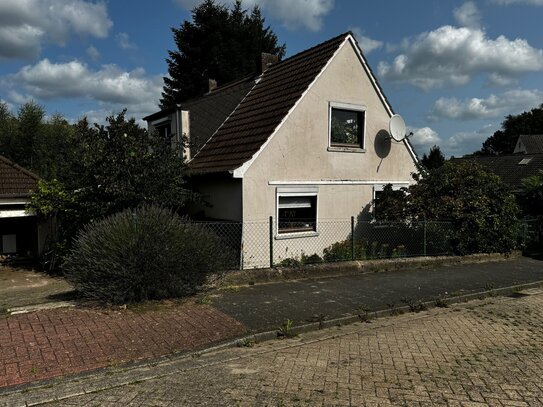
[[421, 145, 445, 170], [480, 104, 543, 155], [374, 184, 408, 221], [519, 170, 543, 218], [29, 111, 194, 248], [160, 0, 285, 108], [408, 161, 519, 254]]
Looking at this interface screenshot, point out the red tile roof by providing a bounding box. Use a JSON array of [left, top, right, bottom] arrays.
[[0, 155, 40, 197], [189, 32, 351, 174]]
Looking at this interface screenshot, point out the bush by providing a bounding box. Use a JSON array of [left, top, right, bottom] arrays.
[[323, 240, 367, 262], [62, 205, 232, 304]]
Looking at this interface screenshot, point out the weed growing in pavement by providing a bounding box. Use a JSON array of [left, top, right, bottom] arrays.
[[434, 297, 449, 308], [308, 313, 327, 329], [195, 295, 212, 305], [387, 302, 403, 316], [237, 338, 255, 348], [30, 365, 38, 375], [277, 319, 296, 338], [400, 297, 427, 313], [356, 304, 372, 322]]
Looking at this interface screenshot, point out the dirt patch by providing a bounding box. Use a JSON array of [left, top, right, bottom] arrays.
[[0, 266, 74, 310]]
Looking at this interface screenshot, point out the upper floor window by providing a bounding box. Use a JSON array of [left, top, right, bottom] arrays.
[[329, 103, 365, 150]]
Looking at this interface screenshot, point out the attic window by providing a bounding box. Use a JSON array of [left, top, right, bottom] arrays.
[[329, 102, 366, 150], [518, 158, 533, 165]]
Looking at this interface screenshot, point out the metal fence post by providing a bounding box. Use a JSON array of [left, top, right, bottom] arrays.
[[351, 216, 355, 260], [269, 216, 274, 268], [423, 216, 427, 256]]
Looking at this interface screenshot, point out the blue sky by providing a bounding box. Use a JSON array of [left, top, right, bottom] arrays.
[[1, 0, 542, 157]]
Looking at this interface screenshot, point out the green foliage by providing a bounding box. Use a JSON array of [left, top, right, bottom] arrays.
[[161, 0, 285, 107], [421, 145, 445, 170], [409, 161, 519, 254], [374, 184, 408, 221], [480, 104, 543, 155], [519, 170, 543, 217], [27, 111, 193, 248], [62, 205, 232, 304], [276, 253, 322, 268], [323, 240, 367, 262]]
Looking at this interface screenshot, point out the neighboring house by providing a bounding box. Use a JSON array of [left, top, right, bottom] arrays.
[[145, 32, 418, 268], [0, 155, 53, 257], [513, 134, 543, 154], [452, 153, 543, 192]]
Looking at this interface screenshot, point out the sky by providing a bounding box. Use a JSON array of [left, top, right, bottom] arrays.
[[0, 0, 542, 158]]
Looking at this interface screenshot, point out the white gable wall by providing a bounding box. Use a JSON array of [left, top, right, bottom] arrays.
[[240, 39, 417, 267]]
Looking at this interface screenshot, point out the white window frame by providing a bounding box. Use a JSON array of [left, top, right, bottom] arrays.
[[275, 186, 319, 239], [328, 102, 366, 153]]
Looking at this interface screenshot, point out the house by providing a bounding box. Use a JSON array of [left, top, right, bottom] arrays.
[[513, 134, 543, 154], [451, 153, 543, 192], [145, 32, 418, 268], [0, 155, 54, 258]]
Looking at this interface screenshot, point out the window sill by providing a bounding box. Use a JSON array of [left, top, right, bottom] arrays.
[[327, 146, 366, 153], [275, 231, 320, 240]]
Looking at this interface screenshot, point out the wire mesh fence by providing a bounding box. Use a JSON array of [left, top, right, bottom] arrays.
[[193, 217, 459, 270]]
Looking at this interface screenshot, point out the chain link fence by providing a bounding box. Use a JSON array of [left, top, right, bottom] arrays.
[[194, 218, 457, 270]]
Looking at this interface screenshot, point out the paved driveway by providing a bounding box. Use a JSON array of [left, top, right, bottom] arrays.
[[6, 287, 543, 406]]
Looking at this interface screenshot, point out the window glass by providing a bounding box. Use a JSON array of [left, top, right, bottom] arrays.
[[278, 196, 317, 233], [330, 108, 364, 147]]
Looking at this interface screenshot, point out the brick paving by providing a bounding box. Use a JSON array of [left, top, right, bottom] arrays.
[[0, 303, 245, 388], [35, 288, 543, 407]]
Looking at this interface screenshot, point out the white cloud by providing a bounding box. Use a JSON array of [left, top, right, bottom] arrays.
[[429, 89, 543, 120], [444, 125, 495, 156], [491, 0, 543, 4], [377, 26, 543, 90], [175, 0, 334, 31], [0, 0, 112, 59], [116, 32, 137, 50], [351, 28, 383, 54], [453, 2, 481, 28], [8, 90, 33, 105], [408, 126, 442, 153], [86, 45, 100, 61], [12, 59, 162, 118]]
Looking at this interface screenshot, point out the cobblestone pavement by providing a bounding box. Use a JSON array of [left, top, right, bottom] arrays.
[[0, 303, 245, 388], [18, 288, 543, 407]]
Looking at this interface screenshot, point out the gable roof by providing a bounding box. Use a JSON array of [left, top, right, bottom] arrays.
[[144, 75, 257, 155], [514, 134, 543, 154], [0, 155, 40, 198], [452, 153, 543, 190], [189, 32, 354, 175]]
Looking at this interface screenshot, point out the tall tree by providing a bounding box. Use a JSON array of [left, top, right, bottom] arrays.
[[160, 0, 285, 108], [421, 145, 445, 170], [480, 104, 543, 155]]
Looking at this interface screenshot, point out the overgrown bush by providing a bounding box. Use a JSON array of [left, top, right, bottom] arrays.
[[62, 205, 232, 304], [323, 240, 367, 262]]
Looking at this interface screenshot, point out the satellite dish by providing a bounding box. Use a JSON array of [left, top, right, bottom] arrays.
[[389, 114, 406, 142]]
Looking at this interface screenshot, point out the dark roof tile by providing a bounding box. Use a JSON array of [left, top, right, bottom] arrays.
[[0, 155, 40, 197], [189, 32, 350, 174], [452, 154, 543, 190]]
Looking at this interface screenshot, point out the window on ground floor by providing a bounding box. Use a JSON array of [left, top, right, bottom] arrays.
[[277, 195, 317, 234]]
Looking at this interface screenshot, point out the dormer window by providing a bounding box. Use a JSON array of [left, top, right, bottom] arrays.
[[328, 102, 366, 151]]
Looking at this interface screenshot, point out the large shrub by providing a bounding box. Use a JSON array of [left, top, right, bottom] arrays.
[[409, 161, 519, 254], [62, 205, 232, 303]]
